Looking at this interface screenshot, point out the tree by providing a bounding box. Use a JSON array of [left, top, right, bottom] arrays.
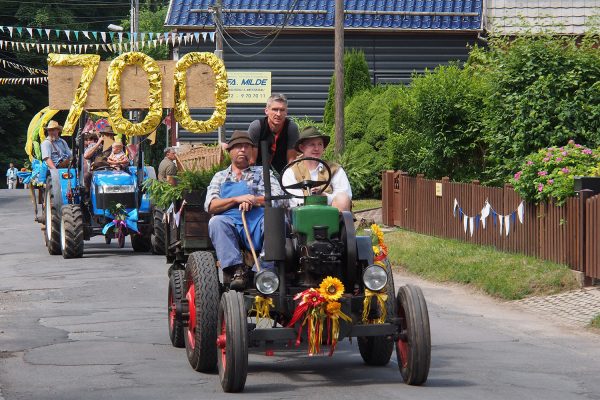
[[323, 49, 372, 127]]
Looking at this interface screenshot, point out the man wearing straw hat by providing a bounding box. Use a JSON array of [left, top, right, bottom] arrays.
[[205, 130, 285, 290], [40, 120, 72, 170]]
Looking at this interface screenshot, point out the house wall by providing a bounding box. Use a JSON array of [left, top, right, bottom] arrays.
[[486, 0, 600, 34], [177, 31, 476, 143]]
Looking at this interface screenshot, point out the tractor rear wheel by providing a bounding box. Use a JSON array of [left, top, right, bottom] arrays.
[[217, 291, 248, 393], [184, 251, 219, 372], [358, 260, 396, 365], [44, 180, 61, 255], [396, 284, 431, 385], [151, 208, 166, 255], [168, 269, 186, 348], [60, 204, 84, 259]]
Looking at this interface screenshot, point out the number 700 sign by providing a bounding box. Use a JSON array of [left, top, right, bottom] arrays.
[[48, 52, 228, 136]]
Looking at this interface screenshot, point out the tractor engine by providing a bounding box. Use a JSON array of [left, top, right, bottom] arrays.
[[291, 197, 344, 287]]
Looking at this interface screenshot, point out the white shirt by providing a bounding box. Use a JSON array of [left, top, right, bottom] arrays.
[[281, 162, 352, 207]]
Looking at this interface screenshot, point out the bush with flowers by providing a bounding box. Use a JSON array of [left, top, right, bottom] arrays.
[[511, 141, 600, 205]]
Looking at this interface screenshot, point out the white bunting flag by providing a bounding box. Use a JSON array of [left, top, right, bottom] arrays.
[[8, 26, 13, 37], [209, 32, 215, 42], [83, 31, 90, 39], [65, 30, 71, 40], [469, 217, 474, 237], [453, 198, 458, 217], [202, 32, 207, 42], [517, 201, 524, 224], [463, 215, 468, 233], [480, 201, 490, 229], [118, 32, 123, 43], [101, 31, 107, 42], [504, 215, 511, 236], [26, 27, 33, 37], [45, 28, 51, 39], [499, 216, 504, 236]]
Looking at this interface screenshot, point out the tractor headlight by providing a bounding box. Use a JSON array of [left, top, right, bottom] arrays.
[[362, 264, 388, 291], [255, 270, 279, 295], [100, 184, 136, 194]]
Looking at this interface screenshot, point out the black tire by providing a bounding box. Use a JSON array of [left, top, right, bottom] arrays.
[[168, 269, 186, 348], [396, 284, 431, 386], [60, 204, 84, 259], [131, 233, 152, 252], [151, 208, 166, 255], [358, 259, 396, 366], [217, 291, 248, 393], [44, 181, 61, 255], [184, 251, 220, 372]]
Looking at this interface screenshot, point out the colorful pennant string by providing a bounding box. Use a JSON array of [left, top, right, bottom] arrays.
[[453, 199, 525, 237]]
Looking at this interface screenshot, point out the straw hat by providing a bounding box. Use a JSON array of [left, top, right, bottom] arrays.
[[44, 120, 63, 132]]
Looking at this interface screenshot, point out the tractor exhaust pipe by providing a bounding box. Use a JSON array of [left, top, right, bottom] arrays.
[[261, 141, 286, 262]]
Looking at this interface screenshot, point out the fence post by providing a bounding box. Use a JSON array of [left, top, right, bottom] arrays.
[[578, 189, 593, 283], [382, 170, 395, 226]]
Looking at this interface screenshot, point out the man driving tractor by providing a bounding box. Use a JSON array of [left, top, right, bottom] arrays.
[[205, 130, 285, 291]]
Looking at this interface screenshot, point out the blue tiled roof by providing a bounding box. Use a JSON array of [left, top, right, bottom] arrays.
[[166, 1, 483, 31]]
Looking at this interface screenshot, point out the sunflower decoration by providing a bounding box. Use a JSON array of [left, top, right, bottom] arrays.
[[371, 224, 388, 262], [287, 277, 351, 356], [318, 276, 344, 302]]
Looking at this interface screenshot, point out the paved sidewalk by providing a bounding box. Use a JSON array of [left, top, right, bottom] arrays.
[[512, 286, 600, 327]]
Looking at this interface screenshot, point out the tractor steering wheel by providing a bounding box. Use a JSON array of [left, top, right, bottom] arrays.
[[279, 157, 332, 199]]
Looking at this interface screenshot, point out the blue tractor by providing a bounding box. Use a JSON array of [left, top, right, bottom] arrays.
[[41, 130, 156, 258]]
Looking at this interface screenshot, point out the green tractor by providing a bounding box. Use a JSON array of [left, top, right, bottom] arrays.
[[169, 148, 431, 393]]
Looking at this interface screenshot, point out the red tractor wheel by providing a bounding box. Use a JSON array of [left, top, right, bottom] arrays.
[[217, 291, 248, 393], [168, 269, 185, 348], [184, 251, 219, 372], [395, 284, 431, 385]]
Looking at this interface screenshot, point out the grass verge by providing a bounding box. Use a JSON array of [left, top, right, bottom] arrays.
[[590, 314, 600, 329], [353, 199, 382, 212], [383, 228, 579, 300]]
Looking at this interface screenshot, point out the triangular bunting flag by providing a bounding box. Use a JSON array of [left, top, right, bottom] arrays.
[[499, 216, 504, 235], [453, 198, 458, 217], [194, 32, 200, 43], [92, 31, 98, 40], [517, 202, 524, 224], [26, 27, 33, 37], [463, 215, 468, 233], [83, 31, 90, 39], [149, 32, 154, 40], [109, 31, 115, 41], [101, 32, 106, 42], [202, 32, 207, 42], [55, 29, 61, 39], [74, 31, 79, 40], [8, 26, 14, 36], [36, 28, 42, 37], [504, 215, 510, 236], [209, 32, 215, 42], [45, 28, 51, 39], [16, 27, 22, 36], [118, 32, 123, 43], [469, 217, 474, 236], [65, 30, 71, 40]]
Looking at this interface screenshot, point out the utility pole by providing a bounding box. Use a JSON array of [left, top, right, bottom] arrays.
[[334, 0, 344, 156], [131, 0, 139, 51], [214, 0, 225, 144]]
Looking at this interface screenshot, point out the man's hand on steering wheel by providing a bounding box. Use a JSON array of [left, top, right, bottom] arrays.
[[279, 156, 332, 199]]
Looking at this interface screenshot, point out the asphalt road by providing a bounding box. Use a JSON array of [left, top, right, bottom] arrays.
[[1, 189, 599, 400]]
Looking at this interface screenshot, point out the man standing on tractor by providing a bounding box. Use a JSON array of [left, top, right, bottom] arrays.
[[247, 93, 299, 174], [205, 130, 285, 291], [41, 120, 72, 170], [281, 126, 352, 211]]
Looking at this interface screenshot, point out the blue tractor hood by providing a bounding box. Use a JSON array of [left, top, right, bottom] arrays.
[[93, 170, 136, 187]]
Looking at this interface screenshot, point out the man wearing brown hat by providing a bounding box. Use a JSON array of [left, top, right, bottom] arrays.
[[205, 130, 285, 290], [41, 120, 72, 169], [281, 126, 352, 211], [84, 124, 118, 169]]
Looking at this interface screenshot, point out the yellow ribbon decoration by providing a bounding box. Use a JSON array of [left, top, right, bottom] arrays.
[[362, 289, 388, 324], [250, 295, 274, 327], [48, 54, 100, 136], [174, 52, 228, 133], [107, 52, 163, 136]]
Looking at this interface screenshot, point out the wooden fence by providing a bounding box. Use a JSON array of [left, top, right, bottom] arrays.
[[382, 171, 600, 281]]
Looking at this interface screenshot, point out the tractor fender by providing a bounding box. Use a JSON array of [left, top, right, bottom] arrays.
[[356, 235, 375, 265], [48, 169, 64, 210]]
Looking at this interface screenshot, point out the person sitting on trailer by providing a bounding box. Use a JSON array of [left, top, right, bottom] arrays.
[[281, 126, 352, 211], [205, 130, 285, 291], [40, 120, 72, 170]]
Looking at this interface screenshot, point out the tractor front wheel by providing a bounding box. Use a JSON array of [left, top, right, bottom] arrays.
[[60, 204, 84, 259], [184, 251, 219, 372], [168, 269, 186, 348], [131, 233, 152, 252], [151, 208, 166, 255], [217, 291, 248, 393], [395, 284, 431, 385]]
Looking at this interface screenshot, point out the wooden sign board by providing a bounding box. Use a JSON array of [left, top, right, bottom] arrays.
[[48, 60, 216, 110]]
